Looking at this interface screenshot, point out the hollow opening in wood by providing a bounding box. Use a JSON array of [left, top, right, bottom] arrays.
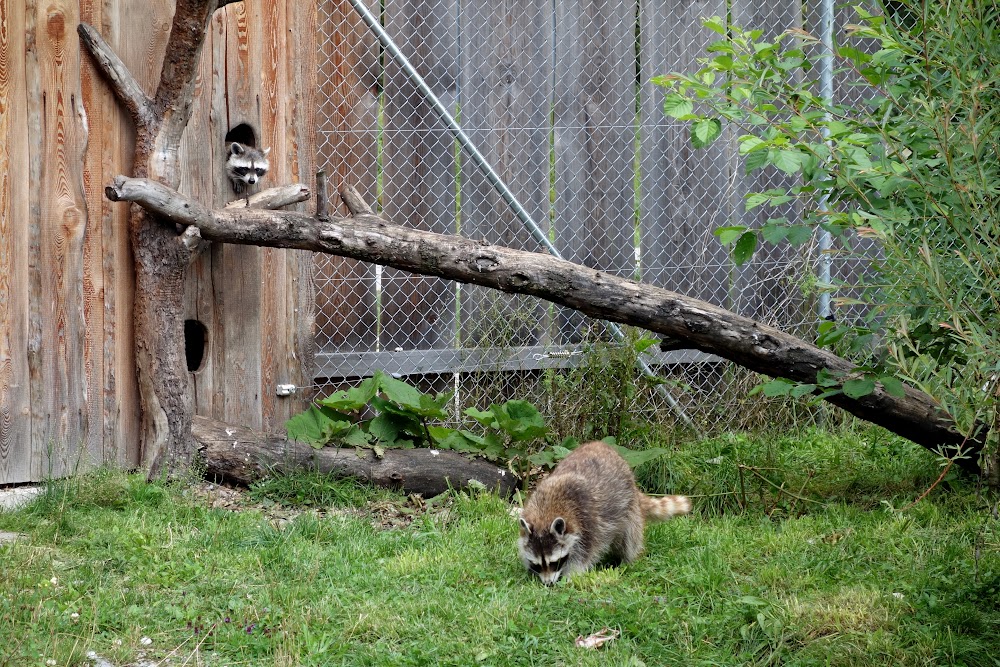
[[225, 123, 258, 148], [184, 319, 208, 373]]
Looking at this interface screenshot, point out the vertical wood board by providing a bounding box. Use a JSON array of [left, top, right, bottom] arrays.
[[553, 0, 638, 341], [0, 0, 33, 481], [639, 0, 730, 308], [34, 0, 91, 476], [457, 0, 553, 348], [380, 0, 457, 351], [313, 0, 379, 353], [220, 0, 264, 426]]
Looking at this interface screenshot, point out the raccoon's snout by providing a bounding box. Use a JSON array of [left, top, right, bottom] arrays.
[[246, 175, 258, 184], [540, 571, 562, 586]]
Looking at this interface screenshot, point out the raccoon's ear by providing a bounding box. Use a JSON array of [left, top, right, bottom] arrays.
[[262, 147, 271, 156], [230, 142, 245, 156], [550, 517, 566, 536], [518, 517, 531, 534]]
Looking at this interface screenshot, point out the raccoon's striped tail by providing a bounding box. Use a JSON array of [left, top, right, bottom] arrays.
[[640, 494, 692, 522]]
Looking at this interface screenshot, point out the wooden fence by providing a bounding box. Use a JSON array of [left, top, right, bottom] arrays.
[[0, 0, 317, 484]]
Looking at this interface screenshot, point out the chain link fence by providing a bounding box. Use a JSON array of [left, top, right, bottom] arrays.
[[313, 0, 865, 437]]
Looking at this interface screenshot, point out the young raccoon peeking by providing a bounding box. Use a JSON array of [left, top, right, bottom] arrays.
[[518, 440, 691, 585], [225, 141, 270, 193]]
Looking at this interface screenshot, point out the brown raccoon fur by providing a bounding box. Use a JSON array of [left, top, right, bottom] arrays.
[[517, 440, 691, 585]]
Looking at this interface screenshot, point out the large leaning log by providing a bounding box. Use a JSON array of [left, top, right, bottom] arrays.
[[194, 417, 520, 498], [107, 177, 985, 473]]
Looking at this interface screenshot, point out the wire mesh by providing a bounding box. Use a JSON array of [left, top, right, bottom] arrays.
[[313, 0, 864, 435]]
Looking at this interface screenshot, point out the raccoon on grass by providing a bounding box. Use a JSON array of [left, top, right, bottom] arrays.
[[517, 440, 691, 585]]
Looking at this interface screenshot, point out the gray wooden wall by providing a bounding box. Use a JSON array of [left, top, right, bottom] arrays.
[[315, 0, 808, 380]]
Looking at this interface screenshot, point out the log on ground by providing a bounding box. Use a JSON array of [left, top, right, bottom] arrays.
[[193, 416, 520, 498]]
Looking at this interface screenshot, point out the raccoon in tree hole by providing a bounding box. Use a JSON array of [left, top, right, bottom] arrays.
[[518, 440, 691, 585], [225, 141, 270, 193]]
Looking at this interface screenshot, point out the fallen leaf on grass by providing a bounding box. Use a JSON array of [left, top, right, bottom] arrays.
[[575, 627, 620, 649]]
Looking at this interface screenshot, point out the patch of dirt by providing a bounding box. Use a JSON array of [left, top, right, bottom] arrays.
[[187, 481, 456, 530]]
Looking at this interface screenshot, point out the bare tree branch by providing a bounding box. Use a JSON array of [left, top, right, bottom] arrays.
[[340, 183, 375, 216], [107, 176, 985, 472], [77, 23, 156, 130], [223, 184, 311, 210]]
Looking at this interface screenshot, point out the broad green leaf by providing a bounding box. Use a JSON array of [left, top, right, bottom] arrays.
[[843, 378, 876, 399], [285, 405, 355, 448], [464, 407, 497, 427], [790, 383, 817, 399], [610, 445, 671, 469], [738, 135, 765, 154], [784, 225, 814, 246], [415, 391, 453, 419], [816, 321, 849, 347], [762, 223, 790, 245], [744, 148, 769, 173], [426, 425, 457, 445], [369, 412, 421, 445], [437, 430, 485, 454], [714, 226, 747, 245], [663, 93, 694, 119], [760, 378, 794, 397], [732, 231, 758, 265], [342, 426, 371, 448], [378, 374, 427, 411], [493, 400, 547, 441], [745, 192, 770, 210], [319, 373, 381, 411], [692, 118, 722, 148], [879, 376, 906, 398], [481, 433, 507, 461], [703, 16, 726, 35]]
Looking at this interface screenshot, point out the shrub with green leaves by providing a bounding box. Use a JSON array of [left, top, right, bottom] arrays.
[[286, 371, 674, 477], [657, 0, 999, 474]]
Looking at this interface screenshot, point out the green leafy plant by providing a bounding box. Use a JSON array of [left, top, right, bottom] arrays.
[[286, 371, 565, 472], [656, 1, 999, 475], [286, 371, 675, 477]]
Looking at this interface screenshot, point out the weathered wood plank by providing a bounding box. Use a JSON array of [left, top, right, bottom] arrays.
[[554, 0, 638, 342], [314, 0, 379, 353], [0, 0, 34, 483], [280, 0, 319, 424], [380, 0, 457, 352], [79, 0, 106, 466], [33, 0, 91, 476], [258, 0, 289, 431], [458, 0, 552, 348], [639, 0, 730, 312], [220, 0, 264, 426], [206, 10, 229, 421]]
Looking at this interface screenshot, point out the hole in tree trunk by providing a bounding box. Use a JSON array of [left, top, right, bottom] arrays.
[[185, 319, 208, 373]]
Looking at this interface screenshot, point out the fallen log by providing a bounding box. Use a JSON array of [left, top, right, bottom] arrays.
[[193, 416, 520, 498]]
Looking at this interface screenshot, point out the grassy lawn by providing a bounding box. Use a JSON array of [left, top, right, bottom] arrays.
[[1, 429, 998, 666]]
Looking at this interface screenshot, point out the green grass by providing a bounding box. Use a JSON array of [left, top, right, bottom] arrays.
[[1, 430, 998, 666]]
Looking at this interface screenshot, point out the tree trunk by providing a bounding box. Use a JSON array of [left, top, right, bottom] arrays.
[[193, 416, 520, 498], [79, 5, 311, 478], [106, 178, 986, 473]]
